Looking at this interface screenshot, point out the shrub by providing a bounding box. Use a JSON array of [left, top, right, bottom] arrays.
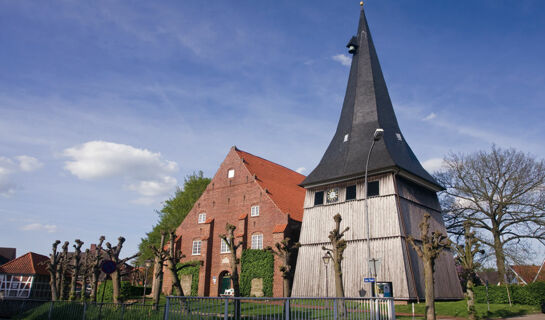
[[474, 282, 545, 306], [96, 281, 151, 302], [240, 249, 274, 297]]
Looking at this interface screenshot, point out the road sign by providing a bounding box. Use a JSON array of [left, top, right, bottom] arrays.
[[101, 260, 117, 274], [364, 277, 375, 283]]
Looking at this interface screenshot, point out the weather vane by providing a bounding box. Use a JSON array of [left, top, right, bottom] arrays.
[[360, 1, 364, 6]]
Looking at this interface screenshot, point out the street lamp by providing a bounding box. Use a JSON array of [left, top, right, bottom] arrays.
[[322, 252, 331, 297], [364, 128, 384, 297], [142, 259, 153, 304]]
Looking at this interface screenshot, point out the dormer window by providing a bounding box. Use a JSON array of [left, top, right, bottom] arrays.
[[228, 169, 235, 178], [198, 213, 206, 224]]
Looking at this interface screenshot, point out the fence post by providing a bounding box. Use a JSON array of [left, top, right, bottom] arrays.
[[223, 298, 228, 320], [48, 301, 54, 320], [389, 299, 396, 320], [163, 297, 170, 320], [82, 301, 87, 320], [284, 298, 290, 320], [333, 298, 337, 320], [121, 303, 125, 320]]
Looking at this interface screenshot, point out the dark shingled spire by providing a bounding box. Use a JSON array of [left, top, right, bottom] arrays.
[[302, 6, 442, 190]]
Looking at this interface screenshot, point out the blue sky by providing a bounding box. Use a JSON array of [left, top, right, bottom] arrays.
[[1, 1, 544, 263]]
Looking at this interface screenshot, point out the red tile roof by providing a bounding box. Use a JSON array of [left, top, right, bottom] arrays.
[[238, 213, 247, 220], [236, 149, 306, 222], [0, 252, 49, 276], [272, 224, 288, 233], [512, 263, 545, 283]]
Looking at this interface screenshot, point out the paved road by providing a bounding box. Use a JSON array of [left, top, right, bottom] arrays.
[[505, 315, 545, 320]]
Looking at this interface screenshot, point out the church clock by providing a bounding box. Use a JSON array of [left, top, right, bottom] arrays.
[[326, 188, 339, 203]]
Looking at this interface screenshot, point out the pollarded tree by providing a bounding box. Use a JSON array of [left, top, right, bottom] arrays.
[[322, 213, 349, 316], [268, 237, 300, 297], [407, 214, 451, 320], [150, 233, 166, 309], [105, 237, 139, 304], [45, 240, 62, 301], [58, 241, 70, 300], [436, 146, 545, 283], [89, 236, 105, 302], [453, 222, 484, 320], [219, 224, 244, 319], [69, 239, 84, 300]]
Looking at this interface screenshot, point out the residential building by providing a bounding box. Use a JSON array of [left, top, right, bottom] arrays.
[[162, 147, 305, 297], [0, 252, 50, 299]]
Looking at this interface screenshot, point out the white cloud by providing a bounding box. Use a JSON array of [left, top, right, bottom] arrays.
[[296, 167, 306, 174], [16, 155, 43, 172], [422, 112, 437, 121], [20, 223, 57, 233], [63, 141, 179, 202], [0, 155, 42, 197], [332, 54, 352, 66], [422, 157, 444, 173]]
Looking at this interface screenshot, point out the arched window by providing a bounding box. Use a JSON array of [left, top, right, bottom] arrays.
[[251, 233, 263, 250]]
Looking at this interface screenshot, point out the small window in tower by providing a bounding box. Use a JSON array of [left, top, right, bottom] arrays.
[[346, 185, 357, 201], [367, 181, 380, 197], [228, 169, 235, 178], [314, 191, 324, 206], [344, 134, 349, 142]]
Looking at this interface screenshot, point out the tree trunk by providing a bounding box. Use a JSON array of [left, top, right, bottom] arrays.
[[151, 255, 163, 309], [283, 277, 290, 298], [90, 271, 100, 302], [167, 260, 184, 296], [69, 267, 79, 300], [466, 278, 476, 320], [111, 270, 121, 304], [492, 230, 506, 284], [424, 259, 436, 320], [333, 259, 346, 316], [49, 273, 58, 301]]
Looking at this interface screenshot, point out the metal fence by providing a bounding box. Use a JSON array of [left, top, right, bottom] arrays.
[[0, 297, 395, 320], [0, 299, 166, 319], [164, 296, 396, 320]]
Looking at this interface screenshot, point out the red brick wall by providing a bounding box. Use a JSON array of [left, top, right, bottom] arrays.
[[163, 148, 297, 297]]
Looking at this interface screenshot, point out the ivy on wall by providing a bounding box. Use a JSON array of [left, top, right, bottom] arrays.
[[240, 249, 274, 297], [177, 261, 201, 296]]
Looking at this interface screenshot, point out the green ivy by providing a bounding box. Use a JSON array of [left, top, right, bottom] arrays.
[[240, 249, 274, 297], [474, 282, 545, 306], [177, 261, 201, 296]]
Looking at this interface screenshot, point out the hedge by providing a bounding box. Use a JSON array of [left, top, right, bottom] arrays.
[[474, 282, 545, 306], [96, 281, 150, 302], [240, 249, 274, 297], [177, 261, 201, 296]]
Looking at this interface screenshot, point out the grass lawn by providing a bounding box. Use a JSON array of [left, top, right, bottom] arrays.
[[395, 300, 542, 319]]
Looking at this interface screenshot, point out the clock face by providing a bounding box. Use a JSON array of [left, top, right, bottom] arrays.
[[326, 188, 339, 203]]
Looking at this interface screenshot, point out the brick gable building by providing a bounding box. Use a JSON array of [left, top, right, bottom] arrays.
[[162, 147, 305, 297]]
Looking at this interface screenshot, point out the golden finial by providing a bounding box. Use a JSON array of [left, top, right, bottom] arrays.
[[360, 1, 364, 6]]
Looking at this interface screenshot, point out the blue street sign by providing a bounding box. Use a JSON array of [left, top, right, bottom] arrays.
[[364, 277, 375, 283]]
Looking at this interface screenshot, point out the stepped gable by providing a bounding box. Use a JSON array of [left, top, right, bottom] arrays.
[[235, 148, 306, 222], [302, 6, 441, 190], [0, 252, 49, 275]]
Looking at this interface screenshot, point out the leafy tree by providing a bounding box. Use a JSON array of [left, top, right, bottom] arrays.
[[138, 171, 210, 264], [436, 146, 545, 283]]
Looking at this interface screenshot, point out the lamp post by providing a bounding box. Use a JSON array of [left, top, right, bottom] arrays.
[[364, 128, 384, 297], [142, 259, 153, 304], [322, 252, 331, 297]]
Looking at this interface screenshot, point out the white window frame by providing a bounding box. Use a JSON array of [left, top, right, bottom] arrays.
[[228, 169, 235, 178], [198, 213, 206, 224], [192, 240, 202, 255], [250, 205, 260, 217], [251, 233, 263, 250], [220, 239, 231, 254]]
